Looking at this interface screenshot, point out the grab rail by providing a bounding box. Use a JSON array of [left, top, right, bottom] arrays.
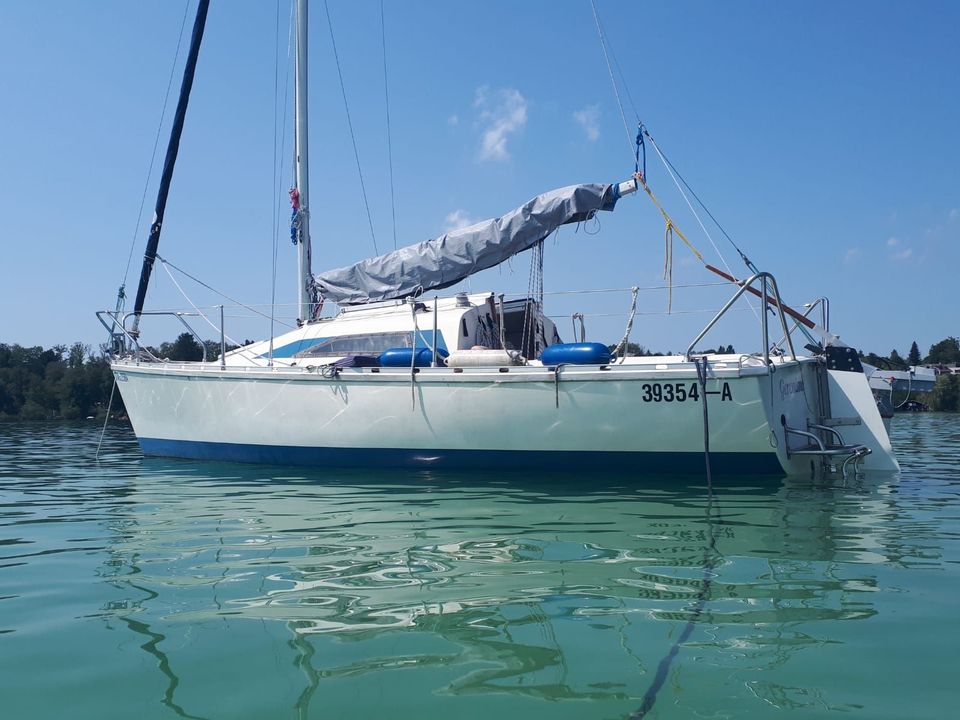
[[771, 296, 830, 354], [95, 310, 208, 363], [96, 310, 156, 361], [807, 422, 845, 446], [685, 271, 796, 367]]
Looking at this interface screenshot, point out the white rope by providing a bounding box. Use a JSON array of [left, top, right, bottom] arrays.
[[610, 286, 639, 363], [571, 313, 585, 343]]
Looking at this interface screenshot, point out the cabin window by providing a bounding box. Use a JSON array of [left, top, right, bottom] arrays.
[[294, 331, 439, 358]]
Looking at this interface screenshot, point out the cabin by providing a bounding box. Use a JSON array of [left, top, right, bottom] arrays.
[[224, 292, 561, 368]]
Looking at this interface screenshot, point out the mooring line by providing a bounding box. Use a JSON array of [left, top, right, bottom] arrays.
[[95, 378, 118, 460], [632, 357, 719, 718]]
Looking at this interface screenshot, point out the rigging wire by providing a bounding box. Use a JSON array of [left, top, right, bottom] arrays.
[[589, 11, 740, 704], [270, 0, 281, 362], [644, 131, 759, 288], [546, 306, 754, 320], [589, 0, 634, 158], [324, 0, 380, 255], [121, 0, 192, 289], [381, 0, 398, 250], [521, 239, 546, 358], [156, 254, 296, 329], [270, 0, 296, 360], [590, 0, 762, 323], [501, 281, 729, 297], [644, 131, 763, 321], [158, 261, 247, 349], [643, 131, 756, 273], [157, 259, 285, 368]]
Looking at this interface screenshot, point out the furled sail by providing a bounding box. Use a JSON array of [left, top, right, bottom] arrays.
[[314, 182, 624, 305]]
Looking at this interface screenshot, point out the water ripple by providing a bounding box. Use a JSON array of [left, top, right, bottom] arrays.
[[1, 416, 958, 719]]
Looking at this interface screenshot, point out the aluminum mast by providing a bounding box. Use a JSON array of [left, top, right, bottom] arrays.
[[130, 0, 210, 337], [294, 0, 313, 324]]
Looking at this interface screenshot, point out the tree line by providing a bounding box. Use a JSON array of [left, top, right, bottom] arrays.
[[1, 334, 957, 422], [0, 342, 118, 421], [858, 337, 960, 412], [858, 337, 960, 369], [0, 333, 238, 422]]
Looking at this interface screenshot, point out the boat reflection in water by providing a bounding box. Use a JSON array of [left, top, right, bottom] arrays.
[[95, 459, 916, 719]]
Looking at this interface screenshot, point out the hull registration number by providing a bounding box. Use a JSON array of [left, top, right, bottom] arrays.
[[640, 382, 733, 403]]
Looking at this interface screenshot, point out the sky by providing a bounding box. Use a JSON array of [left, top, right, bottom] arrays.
[[1, 0, 958, 357]]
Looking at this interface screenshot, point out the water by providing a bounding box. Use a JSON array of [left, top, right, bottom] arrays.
[[1, 416, 957, 720]]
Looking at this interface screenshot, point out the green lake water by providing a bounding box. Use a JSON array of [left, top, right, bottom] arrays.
[[1, 416, 957, 719]]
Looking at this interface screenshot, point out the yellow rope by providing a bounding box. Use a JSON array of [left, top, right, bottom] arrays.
[[637, 172, 703, 263], [636, 172, 703, 313]]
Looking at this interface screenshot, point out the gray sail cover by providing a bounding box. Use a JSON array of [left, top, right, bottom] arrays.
[[314, 182, 621, 305]]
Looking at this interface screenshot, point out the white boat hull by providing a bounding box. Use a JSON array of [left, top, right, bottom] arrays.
[[113, 356, 895, 476]]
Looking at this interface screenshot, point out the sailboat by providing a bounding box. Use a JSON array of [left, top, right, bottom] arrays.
[[101, 0, 898, 477]]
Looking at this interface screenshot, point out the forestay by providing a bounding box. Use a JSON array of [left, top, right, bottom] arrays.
[[314, 182, 622, 305]]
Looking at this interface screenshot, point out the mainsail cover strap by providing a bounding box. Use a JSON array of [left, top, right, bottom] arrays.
[[313, 182, 621, 305]]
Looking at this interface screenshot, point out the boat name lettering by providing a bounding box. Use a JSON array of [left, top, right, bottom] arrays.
[[779, 378, 804, 400], [640, 382, 733, 403]]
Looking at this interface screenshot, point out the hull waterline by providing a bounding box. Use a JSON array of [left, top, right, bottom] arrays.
[[113, 356, 895, 476]]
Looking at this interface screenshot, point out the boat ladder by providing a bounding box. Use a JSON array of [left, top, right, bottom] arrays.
[[781, 418, 872, 476]]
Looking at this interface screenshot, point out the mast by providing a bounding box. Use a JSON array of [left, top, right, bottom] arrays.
[[294, 0, 313, 324], [130, 0, 210, 337]]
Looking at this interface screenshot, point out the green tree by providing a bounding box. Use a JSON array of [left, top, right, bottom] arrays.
[[908, 341, 921, 366], [889, 349, 905, 368], [67, 342, 89, 369], [926, 337, 960, 365], [931, 374, 960, 412], [0, 342, 126, 421], [202, 340, 232, 362], [161, 333, 204, 361], [607, 342, 658, 357]]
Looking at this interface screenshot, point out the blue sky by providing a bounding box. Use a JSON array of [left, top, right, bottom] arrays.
[[1, 0, 957, 357]]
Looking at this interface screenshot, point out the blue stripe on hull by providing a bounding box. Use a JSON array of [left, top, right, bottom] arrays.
[[139, 438, 784, 476]]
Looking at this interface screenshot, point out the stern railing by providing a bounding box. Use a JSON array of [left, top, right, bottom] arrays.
[[685, 271, 797, 367]]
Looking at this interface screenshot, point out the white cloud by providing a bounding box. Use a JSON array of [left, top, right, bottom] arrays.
[[844, 248, 862, 263], [474, 86, 528, 162], [573, 104, 601, 142], [444, 209, 477, 232], [447, 114, 459, 127], [886, 236, 899, 247], [891, 248, 913, 261]]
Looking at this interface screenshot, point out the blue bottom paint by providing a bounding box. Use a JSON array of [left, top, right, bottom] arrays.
[[139, 438, 784, 475]]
